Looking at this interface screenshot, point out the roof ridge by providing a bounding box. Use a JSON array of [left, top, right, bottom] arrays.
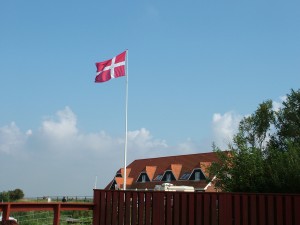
[[131, 151, 214, 162]]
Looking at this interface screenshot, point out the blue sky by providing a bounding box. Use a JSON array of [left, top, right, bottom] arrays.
[[0, 0, 299, 197]]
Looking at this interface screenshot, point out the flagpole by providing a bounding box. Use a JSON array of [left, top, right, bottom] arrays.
[[123, 49, 128, 190]]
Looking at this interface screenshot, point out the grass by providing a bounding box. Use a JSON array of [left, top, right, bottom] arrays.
[[11, 210, 93, 225], [7, 197, 93, 225]]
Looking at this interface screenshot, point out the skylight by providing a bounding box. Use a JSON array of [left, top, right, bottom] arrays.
[[153, 174, 163, 181], [179, 172, 190, 180]]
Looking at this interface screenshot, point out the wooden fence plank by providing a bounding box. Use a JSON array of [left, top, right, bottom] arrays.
[[152, 192, 159, 225], [173, 193, 180, 225], [294, 195, 300, 225], [105, 191, 112, 225], [276, 195, 283, 225], [152, 192, 165, 225], [203, 194, 211, 225], [138, 192, 145, 225], [125, 192, 132, 225], [145, 192, 152, 225], [93, 190, 100, 225], [233, 194, 241, 225], [242, 194, 249, 225], [284, 195, 292, 225], [258, 195, 266, 225], [267, 195, 274, 225], [132, 192, 138, 225], [188, 193, 195, 225], [99, 191, 106, 225], [111, 191, 118, 225], [195, 193, 203, 225], [210, 194, 218, 225], [166, 193, 173, 225], [218, 194, 226, 225], [180, 193, 187, 225], [250, 195, 256, 225], [118, 192, 125, 225]]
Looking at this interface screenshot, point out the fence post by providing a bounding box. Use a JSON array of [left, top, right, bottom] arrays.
[[53, 203, 61, 225], [93, 190, 100, 225], [153, 192, 165, 225], [2, 203, 11, 222]]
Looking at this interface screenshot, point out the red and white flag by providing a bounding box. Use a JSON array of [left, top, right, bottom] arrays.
[[95, 51, 126, 83]]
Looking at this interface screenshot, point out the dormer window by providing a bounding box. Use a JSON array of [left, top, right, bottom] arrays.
[[142, 174, 146, 183], [162, 171, 176, 182], [110, 180, 117, 190], [166, 174, 171, 182], [195, 171, 201, 181], [190, 169, 206, 181], [137, 172, 150, 183]]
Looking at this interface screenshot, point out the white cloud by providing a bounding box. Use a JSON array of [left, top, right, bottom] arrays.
[[128, 128, 167, 150], [0, 107, 176, 196], [273, 95, 286, 112], [126, 128, 169, 161], [211, 95, 287, 150], [26, 129, 33, 136], [0, 122, 28, 155], [41, 106, 78, 140], [1, 106, 273, 196], [0, 106, 248, 196], [212, 111, 242, 149], [173, 138, 202, 155]]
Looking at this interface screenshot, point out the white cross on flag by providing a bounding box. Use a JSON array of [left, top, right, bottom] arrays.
[[95, 51, 126, 83]]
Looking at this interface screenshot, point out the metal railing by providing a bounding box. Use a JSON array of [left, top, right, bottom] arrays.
[[0, 202, 93, 225]]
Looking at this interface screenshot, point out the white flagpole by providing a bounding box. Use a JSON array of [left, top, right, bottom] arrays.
[[123, 49, 128, 190], [94, 176, 97, 189]]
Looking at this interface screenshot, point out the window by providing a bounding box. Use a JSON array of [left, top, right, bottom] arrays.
[[142, 174, 146, 183], [137, 173, 150, 183], [166, 174, 171, 182], [162, 171, 176, 182], [153, 174, 163, 181], [110, 180, 117, 190], [179, 173, 190, 180], [190, 169, 206, 181], [195, 171, 201, 181]]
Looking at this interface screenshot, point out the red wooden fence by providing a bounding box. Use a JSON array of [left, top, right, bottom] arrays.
[[93, 190, 300, 225], [1, 191, 299, 225]]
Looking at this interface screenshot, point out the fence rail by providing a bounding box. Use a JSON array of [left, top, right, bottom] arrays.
[[93, 190, 300, 225], [0, 202, 93, 224]]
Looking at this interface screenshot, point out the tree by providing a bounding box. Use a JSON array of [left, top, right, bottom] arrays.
[[0, 191, 10, 202], [209, 89, 300, 193], [0, 189, 24, 202], [9, 189, 24, 201], [270, 89, 300, 150]]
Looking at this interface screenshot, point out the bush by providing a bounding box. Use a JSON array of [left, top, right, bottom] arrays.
[[0, 189, 24, 202]]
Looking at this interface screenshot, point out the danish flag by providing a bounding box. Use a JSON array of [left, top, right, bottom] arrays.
[[95, 51, 127, 83]]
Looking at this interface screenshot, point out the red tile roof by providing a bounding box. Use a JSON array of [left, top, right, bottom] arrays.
[[145, 166, 157, 181], [106, 151, 219, 191]]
